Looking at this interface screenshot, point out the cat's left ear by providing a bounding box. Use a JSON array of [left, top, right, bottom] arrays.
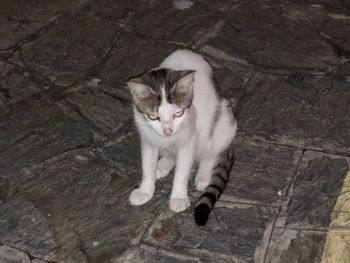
[[173, 70, 195, 91], [171, 70, 195, 107]]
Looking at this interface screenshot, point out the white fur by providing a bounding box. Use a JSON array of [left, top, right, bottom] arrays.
[[129, 50, 237, 212]]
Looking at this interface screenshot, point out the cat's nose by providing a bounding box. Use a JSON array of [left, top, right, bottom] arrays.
[[163, 128, 173, 136]]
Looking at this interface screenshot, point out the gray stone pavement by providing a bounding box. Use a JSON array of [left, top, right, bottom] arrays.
[[0, 0, 350, 262]]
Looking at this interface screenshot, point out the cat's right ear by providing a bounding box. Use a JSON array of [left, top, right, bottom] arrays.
[[127, 77, 153, 102]]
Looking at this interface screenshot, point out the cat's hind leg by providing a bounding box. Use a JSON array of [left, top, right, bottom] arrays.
[[156, 148, 175, 179], [195, 158, 216, 191], [156, 157, 175, 179]]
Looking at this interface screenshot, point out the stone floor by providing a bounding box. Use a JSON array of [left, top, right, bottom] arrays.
[[0, 0, 350, 262]]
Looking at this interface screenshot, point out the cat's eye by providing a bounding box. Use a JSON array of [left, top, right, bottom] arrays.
[[146, 113, 159, 121], [174, 110, 184, 118]]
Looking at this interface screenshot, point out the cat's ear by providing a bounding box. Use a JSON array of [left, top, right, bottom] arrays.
[[171, 70, 195, 108], [173, 70, 195, 91], [127, 76, 153, 100], [127, 76, 155, 111]]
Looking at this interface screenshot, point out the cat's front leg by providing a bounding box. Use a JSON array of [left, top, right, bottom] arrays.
[[129, 140, 158, 205], [169, 141, 195, 212]]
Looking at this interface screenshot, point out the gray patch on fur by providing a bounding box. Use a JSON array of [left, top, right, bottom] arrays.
[[127, 68, 194, 113], [209, 102, 222, 138], [195, 147, 234, 209]]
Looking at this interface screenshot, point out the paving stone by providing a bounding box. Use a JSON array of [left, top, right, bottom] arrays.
[[221, 140, 301, 205], [88, 0, 230, 45], [21, 14, 123, 86], [144, 203, 276, 262], [0, 0, 82, 51], [238, 72, 350, 155], [67, 86, 133, 133], [0, 61, 44, 114], [0, 152, 166, 262], [0, 197, 57, 260], [31, 259, 48, 263], [116, 246, 203, 263], [287, 151, 348, 229], [98, 36, 176, 87], [0, 244, 31, 263], [296, 0, 350, 13], [321, 13, 350, 56], [330, 60, 350, 82], [265, 228, 326, 263], [207, 1, 339, 70], [97, 134, 141, 177], [0, 100, 95, 178]]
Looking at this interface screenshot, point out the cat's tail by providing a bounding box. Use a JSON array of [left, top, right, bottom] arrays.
[[194, 147, 235, 226]]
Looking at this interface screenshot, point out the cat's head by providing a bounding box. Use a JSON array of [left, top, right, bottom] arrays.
[[127, 68, 195, 137]]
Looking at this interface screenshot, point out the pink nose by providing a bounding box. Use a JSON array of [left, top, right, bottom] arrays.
[[163, 128, 173, 136]]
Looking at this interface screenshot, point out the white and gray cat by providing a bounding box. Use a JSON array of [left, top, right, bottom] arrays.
[[126, 49, 237, 225]]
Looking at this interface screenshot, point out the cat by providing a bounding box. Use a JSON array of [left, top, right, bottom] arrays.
[[126, 49, 237, 225]]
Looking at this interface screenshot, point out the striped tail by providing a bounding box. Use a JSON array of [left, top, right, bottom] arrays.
[[194, 148, 235, 225]]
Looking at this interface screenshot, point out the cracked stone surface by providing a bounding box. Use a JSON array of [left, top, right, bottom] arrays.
[[1, 0, 350, 262], [238, 73, 350, 155], [0, 244, 31, 263], [144, 204, 276, 262], [266, 228, 327, 263], [223, 140, 302, 205], [21, 14, 123, 86], [287, 152, 349, 229]]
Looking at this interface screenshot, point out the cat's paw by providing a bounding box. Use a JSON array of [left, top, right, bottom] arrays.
[[156, 158, 174, 179], [129, 189, 153, 205], [195, 176, 211, 191], [169, 197, 190, 212]]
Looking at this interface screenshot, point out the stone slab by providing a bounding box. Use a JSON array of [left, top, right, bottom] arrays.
[[265, 228, 326, 263], [97, 134, 141, 177], [98, 36, 176, 87], [238, 73, 350, 155], [0, 244, 31, 263], [21, 14, 123, 86], [67, 86, 133, 134], [144, 203, 276, 262], [116, 245, 203, 263], [207, 1, 339, 69], [287, 151, 348, 229], [88, 0, 230, 45], [0, 61, 44, 114], [0, 0, 82, 51], [0, 152, 166, 262], [322, 13, 350, 56], [222, 140, 301, 205], [0, 100, 95, 178]]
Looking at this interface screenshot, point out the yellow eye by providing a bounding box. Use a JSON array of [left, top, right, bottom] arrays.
[[146, 113, 159, 121], [174, 110, 184, 118]]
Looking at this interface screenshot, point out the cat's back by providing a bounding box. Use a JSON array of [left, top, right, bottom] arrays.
[[160, 49, 212, 75]]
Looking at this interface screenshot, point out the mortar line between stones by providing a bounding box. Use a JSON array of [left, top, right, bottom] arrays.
[[284, 148, 306, 208], [243, 136, 350, 159], [262, 149, 305, 262], [262, 208, 279, 263], [200, 45, 331, 77], [0, 13, 64, 56], [0, 242, 57, 263]]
